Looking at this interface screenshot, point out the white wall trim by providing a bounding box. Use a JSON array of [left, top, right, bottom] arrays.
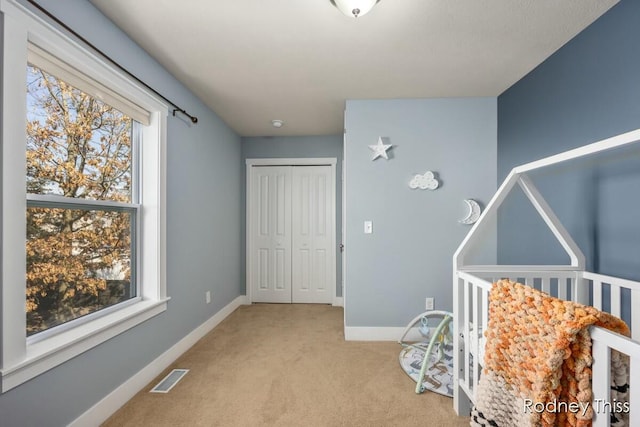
[[341, 126, 348, 344], [69, 295, 250, 427], [245, 157, 337, 167], [344, 326, 425, 342], [332, 297, 343, 307]]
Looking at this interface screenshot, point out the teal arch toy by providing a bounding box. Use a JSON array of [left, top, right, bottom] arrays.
[[398, 310, 454, 395]]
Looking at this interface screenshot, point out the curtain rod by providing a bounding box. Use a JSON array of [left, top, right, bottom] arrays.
[[26, 0, 198, 124]]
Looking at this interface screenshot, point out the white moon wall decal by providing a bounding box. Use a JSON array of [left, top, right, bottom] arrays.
[[459, 199, 481, 224]]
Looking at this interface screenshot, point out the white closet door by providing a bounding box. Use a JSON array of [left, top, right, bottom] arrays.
[[291, 166, 334, 303], [250, 166, 292, 303]]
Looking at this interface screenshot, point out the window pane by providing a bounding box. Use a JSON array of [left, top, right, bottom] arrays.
[[26, 65, 133, 202], [26, 207, 135, 336]]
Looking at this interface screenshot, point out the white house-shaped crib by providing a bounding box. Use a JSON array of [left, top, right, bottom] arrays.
[[452, 129, 640, 427]]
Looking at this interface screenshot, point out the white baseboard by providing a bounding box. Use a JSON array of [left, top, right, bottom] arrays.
[[332, 297, 343, 307], [69, 295, 249, 427], [344, 326, 426, 342]]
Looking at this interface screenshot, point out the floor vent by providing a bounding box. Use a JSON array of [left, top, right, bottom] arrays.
[[150, 369, 189, 393]]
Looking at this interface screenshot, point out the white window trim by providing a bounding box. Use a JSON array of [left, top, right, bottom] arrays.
[[1, 0, 169, 392]]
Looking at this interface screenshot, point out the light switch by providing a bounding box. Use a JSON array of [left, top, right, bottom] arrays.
[[364, 221, 373, 234]]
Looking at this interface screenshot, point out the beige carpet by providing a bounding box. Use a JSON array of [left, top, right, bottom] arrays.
[[103, 304, 470, 427]]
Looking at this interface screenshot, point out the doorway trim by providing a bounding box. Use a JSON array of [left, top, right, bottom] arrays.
[[245, 158, 337, 304]]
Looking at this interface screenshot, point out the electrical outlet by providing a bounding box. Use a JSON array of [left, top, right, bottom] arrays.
[[425, 297, 434, 310], [205, 291, 211, 304]]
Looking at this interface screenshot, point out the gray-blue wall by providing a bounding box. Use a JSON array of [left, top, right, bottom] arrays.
[[241, 135, 343, 297], [344, 98, 497, 327], [497, 0, 640, 283], [0, 1, 243, 425]]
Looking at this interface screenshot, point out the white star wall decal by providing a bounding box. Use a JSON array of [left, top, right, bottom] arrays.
[[369, 137, 392, 160]]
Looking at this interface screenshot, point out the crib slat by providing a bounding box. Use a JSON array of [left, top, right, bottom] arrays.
[[557, 278, 567, 300], [633, 289, 640, 341], [590, 337, 610, 427], [541, 277, 550, 294], [482, 287, 489, 350], [630, 355, 640, 427], [610, 285, 621, 318], [473, 286, 480, 392], [574, 276, 589, 305], [593, 280, 603, 310], [464, 279, 471, 394]]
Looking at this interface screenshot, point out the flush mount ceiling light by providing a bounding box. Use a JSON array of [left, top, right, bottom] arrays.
[[330, 0, 380, 18], [271, 119, 284, 128]]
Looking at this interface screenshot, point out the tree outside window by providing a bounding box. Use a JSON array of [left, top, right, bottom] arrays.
[[26, 65, 137, 336]]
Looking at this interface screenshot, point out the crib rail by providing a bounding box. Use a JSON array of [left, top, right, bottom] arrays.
[[591, 327, 639, 427], [456, 269, 581, 407], [454, 271, 490, 410], [454, 269, 640, 424], [460, 266, 581, 303], [581, 272, 640, 341]]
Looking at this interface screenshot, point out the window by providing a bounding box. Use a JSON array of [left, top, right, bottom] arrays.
[[26, 64, 139, 337], [1, 0, 168, 392]]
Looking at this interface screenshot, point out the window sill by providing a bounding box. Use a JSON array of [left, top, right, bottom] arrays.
[[1, 298, 169, 392]]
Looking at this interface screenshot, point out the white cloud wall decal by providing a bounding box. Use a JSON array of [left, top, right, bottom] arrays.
[[409, 171, 440, 190]]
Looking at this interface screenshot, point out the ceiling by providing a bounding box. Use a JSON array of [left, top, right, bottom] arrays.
[[89, 0, 618, 137]]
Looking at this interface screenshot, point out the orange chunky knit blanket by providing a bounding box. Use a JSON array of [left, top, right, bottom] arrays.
[[470, 280, 630, 427]]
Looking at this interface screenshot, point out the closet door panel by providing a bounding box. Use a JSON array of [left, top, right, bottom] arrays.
[[292, 166, 333, 303], [250, 166, 292, 303]]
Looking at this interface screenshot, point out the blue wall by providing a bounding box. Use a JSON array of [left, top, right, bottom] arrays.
[[241, 135, 344, 297], [497, 0, 640, 281], [0, 1, 243, 425], [344, 98, 497, 327]]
